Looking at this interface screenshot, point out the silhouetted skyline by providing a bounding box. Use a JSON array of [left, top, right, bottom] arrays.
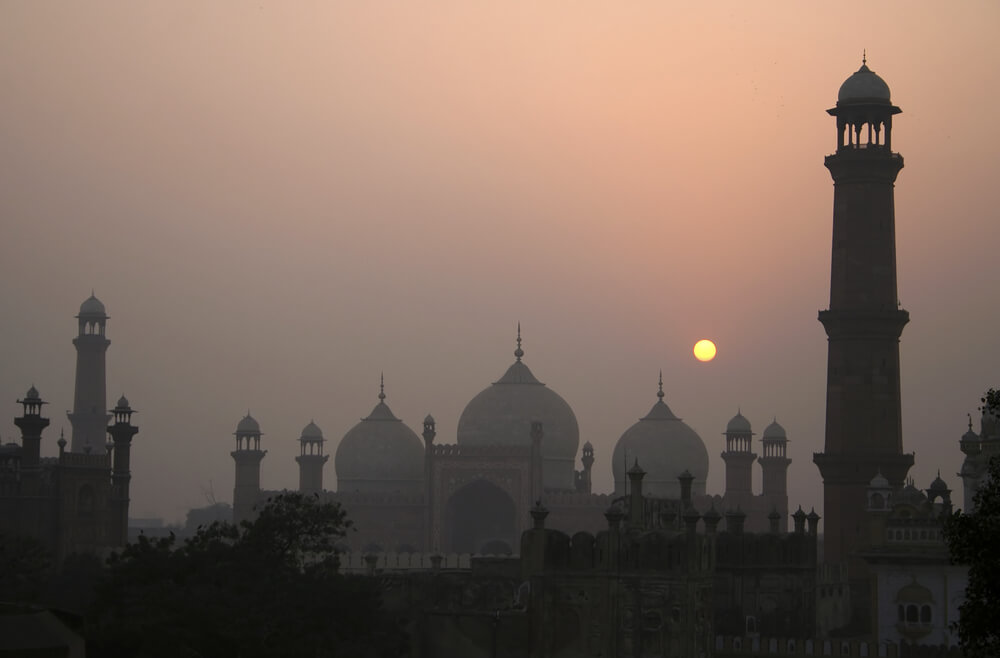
[[2, 3, 997, 523]]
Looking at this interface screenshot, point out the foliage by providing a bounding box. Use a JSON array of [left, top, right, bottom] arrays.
[[89, 493, 405, 658], [942, 390, 1000, 658], [0, 533, 51, 604]]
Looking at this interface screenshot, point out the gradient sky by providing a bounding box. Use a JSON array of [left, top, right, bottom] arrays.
[[2, 3, 998, 525]]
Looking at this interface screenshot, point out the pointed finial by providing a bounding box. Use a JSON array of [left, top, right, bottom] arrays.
[[862, 49, 867, 65], [378, 373, 386, 401], [968, 413, 973, 431], [514, 323, 524, 361], [657, 370, 664, 400]]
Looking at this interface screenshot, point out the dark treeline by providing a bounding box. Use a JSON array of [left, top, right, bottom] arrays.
[[2, 493, 405, 657]]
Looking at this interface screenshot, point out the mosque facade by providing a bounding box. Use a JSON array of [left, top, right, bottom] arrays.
[[0, 295, 138, 561], [233, 329, 795, 554]]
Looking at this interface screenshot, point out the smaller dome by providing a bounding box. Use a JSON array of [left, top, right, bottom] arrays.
[[929, 472, 948, 491], [25, 385, 40, 400], [869, 470, 890, 489], [236, 413, 260, 434], [726, 411, 752, 434], [762, 419, 786, 440], [301, 420, 323, 440], [583, 440, 593, 450], [116, 395, 130, 409], [838, 62, 891, 103], [79, 294, 107, 316], [424, 414, 435, 424]]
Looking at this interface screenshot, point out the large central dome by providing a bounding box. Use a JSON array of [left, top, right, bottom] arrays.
[[457, 331, 579, 491]]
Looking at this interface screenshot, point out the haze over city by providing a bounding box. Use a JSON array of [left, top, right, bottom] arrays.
[[2, 2, 997, 525]]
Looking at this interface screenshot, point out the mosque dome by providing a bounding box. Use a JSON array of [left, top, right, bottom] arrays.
[[335, 385, 423, 494], [726, 411, 752, 434], [838, 61, 891, 104], [612, 377, 709, 498], [116, 395, 130, 409], [79, 294, 107, 317], [929, 473, 949, 492], [25, 385, 40, 400], [762, 419, 786, 440], [456, 332, 579, 490], [869, 470, 890, 489], [236, 413, 260, 434], [301, 420, 323, 441]]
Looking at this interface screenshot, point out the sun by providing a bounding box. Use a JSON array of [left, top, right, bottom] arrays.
[[693, 339, 717, 362]]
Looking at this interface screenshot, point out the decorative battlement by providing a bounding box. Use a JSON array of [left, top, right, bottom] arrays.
[[429, 443, 532, 458], [714, 636, 961, 657], [58, 451, 111, 469]]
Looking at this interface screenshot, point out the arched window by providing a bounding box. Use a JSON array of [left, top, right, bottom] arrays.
[[906, 605, 918, 623], [920, 605, 931, 623], [897, 604, 905, 622]]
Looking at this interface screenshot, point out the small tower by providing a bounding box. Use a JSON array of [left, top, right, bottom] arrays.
[[107, 395, 139, 546], [15, 386, 50, 496], [759, 419, 791, 530], [722, 411, 756, 507], [295, 420, 328, 496], [68, 294, 111, 453], [231, 413, 266, 524], [576, 441, 595, 493]]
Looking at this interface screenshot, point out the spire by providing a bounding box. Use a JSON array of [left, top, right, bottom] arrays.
[[862, 49, 867, 66], [514, 323, 524, 362], [657, 370, 664, 401], [968, 413, 973, 431], [378, 373, 386, 402]]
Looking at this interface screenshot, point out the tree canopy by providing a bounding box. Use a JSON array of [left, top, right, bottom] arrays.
[[943, 389, 1000, 658], [89, 493, 404, 658]]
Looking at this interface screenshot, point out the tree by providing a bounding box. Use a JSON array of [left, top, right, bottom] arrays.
[[89, 493, 405, 658], [943, 389, 1000, 657]]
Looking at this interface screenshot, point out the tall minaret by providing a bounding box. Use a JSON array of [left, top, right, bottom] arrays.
[[295, 420, 328, 495], [232, 413, 266, 524], [813, 58, 913, 567], [68, 294, 110, 453]]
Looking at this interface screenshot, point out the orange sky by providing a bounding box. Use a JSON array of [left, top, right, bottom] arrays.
[[2, 2, 998, 523]]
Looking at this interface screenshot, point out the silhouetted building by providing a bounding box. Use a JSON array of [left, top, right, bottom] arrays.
[[958, 408, 999, 512], [0, 296, 137, 560], [813, 58, 914, 570]]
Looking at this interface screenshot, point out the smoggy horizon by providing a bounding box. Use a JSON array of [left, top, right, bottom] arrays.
[[2, 3, 998, 525]]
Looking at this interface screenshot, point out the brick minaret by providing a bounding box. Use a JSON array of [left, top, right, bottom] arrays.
[[813, 58, 913, 567]]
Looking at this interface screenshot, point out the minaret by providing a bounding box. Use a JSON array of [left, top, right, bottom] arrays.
[[758, 419, 791, 530], [107, 395, 138, 546], [15, 386, 50, 496], [722, 410, 756, 508], [295, 420, 328, 495], [68, 294, 110, 453], [231, 413, 266, 524], [813, 58, 913, 567]]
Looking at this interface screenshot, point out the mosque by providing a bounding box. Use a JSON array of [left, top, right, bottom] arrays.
[[233, 327, 794, 554]]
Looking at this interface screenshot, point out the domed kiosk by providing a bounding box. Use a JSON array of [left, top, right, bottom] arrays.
[[612, 375, 709, 498], [457, 330, 580, 491], [334, 379, 424, 494]]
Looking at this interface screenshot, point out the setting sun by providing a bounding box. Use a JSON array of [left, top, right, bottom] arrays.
[[693, 339, 717, 362]]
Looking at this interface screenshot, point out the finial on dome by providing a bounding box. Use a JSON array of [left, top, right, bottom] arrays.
[[657, 370, 664, 401], [379, 373, 386, 401], [514, 323, 524, 362], [862, 49, 866, 66], [968, 413, 973, 431]]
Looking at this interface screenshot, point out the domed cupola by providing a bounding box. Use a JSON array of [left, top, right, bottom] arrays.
[[726, 411, 752, 434], [236, 413, 260, 435], [837, 58, 892, 104], [763, 419, 786, 440], [612, 373, 709, 498], [78, 292, 107, 318], [335, 377, 424, 494], [457, 327, 580, 490]]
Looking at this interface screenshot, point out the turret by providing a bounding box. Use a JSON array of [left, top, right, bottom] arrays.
[[759, 419, 791, 531], [107, 395, 139, 546], [15, 386, 50, 493], [722, 411, 756, 507], [295, 420, 328, 495], [231, 412, 266, 524]]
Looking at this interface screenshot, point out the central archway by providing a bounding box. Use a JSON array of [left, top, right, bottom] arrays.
[[445, 479, 517, 554]]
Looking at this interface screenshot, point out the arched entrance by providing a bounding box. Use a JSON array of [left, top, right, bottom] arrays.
[[445, 479, 516, 554]]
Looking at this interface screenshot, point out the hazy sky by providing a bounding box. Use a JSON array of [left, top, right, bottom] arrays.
[[2, 3, 998, 524]]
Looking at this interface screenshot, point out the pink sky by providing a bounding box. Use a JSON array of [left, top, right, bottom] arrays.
[[2, 3, 998, 523]]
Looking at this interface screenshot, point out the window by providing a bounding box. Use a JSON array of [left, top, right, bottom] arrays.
[[920, 605, 931, 624]]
